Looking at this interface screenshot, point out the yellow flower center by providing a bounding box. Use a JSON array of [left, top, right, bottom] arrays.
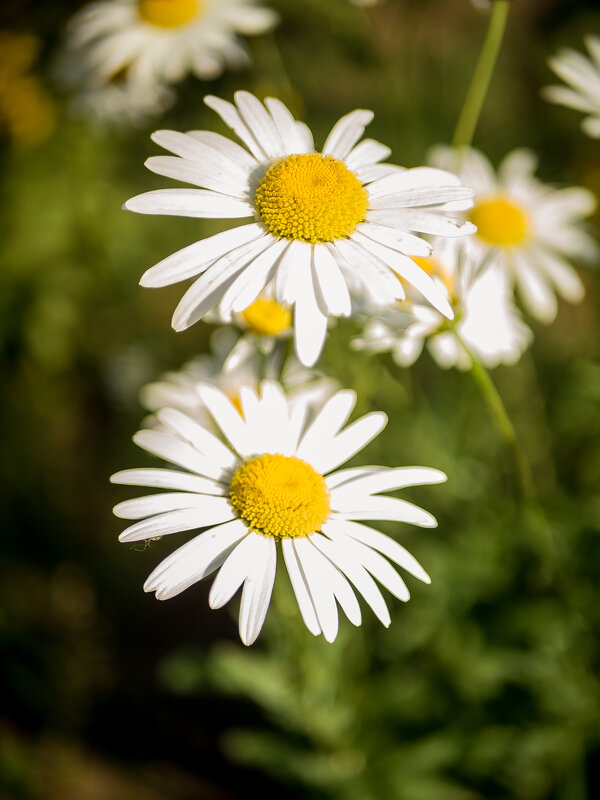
[[241, 297, 292, 337], [255, 153, 368, 244], [138, 0, 200, 28], [229, 453, 331, 538], [469, 195, 530, 247]]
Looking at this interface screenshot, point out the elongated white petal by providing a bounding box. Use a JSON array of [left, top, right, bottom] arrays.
[[204, 94, 267, 162], [311, 245, 352, 316], [185, 130, 260, 173], [311, 532, 391, 626], [325, 466, 382, 489], [234, 90, 287, 160], [145, 155, 249, 198], [119, 503, 234, 542], [296, 390, 357, 464], [210, 532, 261, 608], [238, 534, 277, 645], [114, 492, 232, 521], [196, 383, 255, 456], [133, 429, 227, 480], [323, 109, 374, 160], [367, 208, 476, 237], [264, 97, 313, 154], [219, 239, 289, 317], [171, 234, 274, 330], [140, 224, 263, 288], [275, 239, 311, 305], [323, 518, 430, 583], [355, 222, 433, 257], [144, 519, 249, 599], [124, 189, 253, 219], [156, 408, 238, 470], [110, 468, 226, 495], [292, 539, 338, 641], [328, 533, 410, 601], [312, 412, 387, 475], [345, 138, 391, 170], [331, 466, 447, 497], [281, 538, 321, 635], [293, 253, 328, 367], [332, 495, 437, 527], [304, 537, 362, 626]]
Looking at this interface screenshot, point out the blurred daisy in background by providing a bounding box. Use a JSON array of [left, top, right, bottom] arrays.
[[0, 31, 55, 146], [430, 146, 597, 323], [543, 35, 600, 139], [125, 91, 476, 366], [59, 0, 278, 120], [353, 239, 532, 370], [112, 381, 445, 644], [140, 327, 336, 428]]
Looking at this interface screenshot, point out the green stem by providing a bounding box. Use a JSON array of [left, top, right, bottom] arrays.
[[452, 0, 511, 150], [454, 331, 534, 503]]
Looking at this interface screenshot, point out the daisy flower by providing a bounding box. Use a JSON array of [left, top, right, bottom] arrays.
[[353, 239, 532, 369], [124, 91, 476, 367], [140, 327, 336, 427], [429, 145, 597, 323], [543, 35, 600, 139], [60, 0, 278, 118], [111, 382, 446, 644]]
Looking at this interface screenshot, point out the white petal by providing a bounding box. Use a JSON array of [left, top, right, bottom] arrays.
[[331, 466, 447, 497], [234, 90, 287, 160], [219, 239, 289, 317], [204, 94, 268, 162], [322, 109, 374, 160], [144, 519, 249, 599], [293, 253, 329, 367], [171, 234, 274, 330], [311, 245, 352, 316], [323, 518, 430, 583], [354, 222, 433, 257], [281, 538, 321, 635], [332, 495, 437, 528], [331, 238, 405, 303], [185, 130, 259, 173], [512, 251, 558, 323], [210, 532, 263, 608], [345, 138, 392, 170], [532, 247, 585, 303], [145, 155, 249, 198], [156, 408, 238, 470], [140, 224, 263, 288], [238, 535, 277, 645], [119, 505, 234, 542], [296, 390, 357, 464], [114, 492, 232, 521], [351, 231, 454, 319], [264, 97, 313, 154], [110, 468, 225, 495], [311, 532, 391, 626], [132, 429, 227, 480], [196, 383, 255, 456], [293, 537, 339, 641], [124, 188, 253, 219], [325, 466, 382, 489], [275, 239, 311, 304], [367, 208, 476, 237], [313, 412, 388, 475], [324, 532, 410, 602]]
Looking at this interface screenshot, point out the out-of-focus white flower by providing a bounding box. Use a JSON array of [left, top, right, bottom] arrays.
[[112, 381, 446, 644], [430, 145, 597, 323], [140, 327, 336, 429], [353, 239, 532, 369], [543, 35, 600, 139], [59, 0, 278, 119], [124, 91, 476, 365]]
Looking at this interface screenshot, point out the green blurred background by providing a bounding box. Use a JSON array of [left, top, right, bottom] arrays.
[[2, 0, 600, 797]]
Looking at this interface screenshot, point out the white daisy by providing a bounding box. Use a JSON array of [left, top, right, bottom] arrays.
[[111, 381, 446, 644], [61, 0, 278, 118], [124, 91, 476, 367], [429, 145, 597, 323], [353, 239, 532, 369], [543, 35, 600, 139], [141, 327, 336, 428]]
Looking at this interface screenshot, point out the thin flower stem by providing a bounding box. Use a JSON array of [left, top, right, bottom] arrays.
[[454, 332, 534, 502], [452, 0, 511, 150]]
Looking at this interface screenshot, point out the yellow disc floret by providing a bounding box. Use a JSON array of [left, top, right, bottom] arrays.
[[255, 153, 368, 244], [469, 195, 530, 247], [138, 0, 200, 28], [241, 297, 292, 337], [229, 453, 331, 538]]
